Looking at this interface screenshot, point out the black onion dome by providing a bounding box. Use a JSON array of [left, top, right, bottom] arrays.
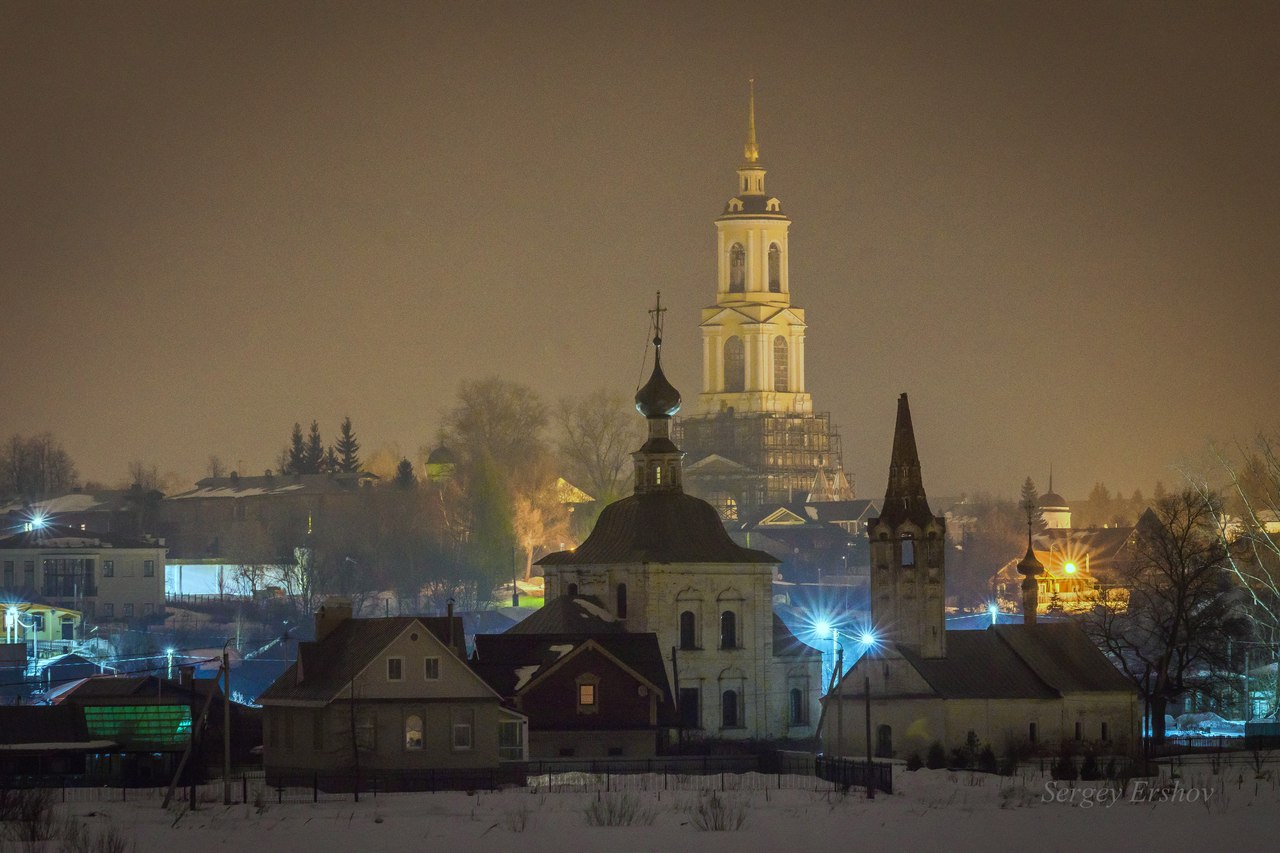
[[1017, 542, 1043, 576], [634, 348, 681, 418]]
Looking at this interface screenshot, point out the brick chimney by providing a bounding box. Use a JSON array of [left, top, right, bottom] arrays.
[[315, 597, 353, 641]]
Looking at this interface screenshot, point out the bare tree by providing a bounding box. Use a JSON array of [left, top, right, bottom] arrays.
[[206, 455, 227, 479], [1192, 431, 1280, 716], [440, 377, 549, 483], [127, 460, 162, 491], [1080, 490, 1248, 743], [0, 433, 78, 498], [555, 389, 644, 506]]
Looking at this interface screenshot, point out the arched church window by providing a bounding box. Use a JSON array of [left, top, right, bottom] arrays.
[[901, 534, 915, 567], [679, 610, 697, 649], [729, 244, 745, 292], [768, 243, 781, 292], [773, 336, 788, 392], [876, 724, 893, 758], [724, 337, 744, 393], [722, 689, 739, 728], [789, 688, 806, 725], [720, 610, 737, 649]]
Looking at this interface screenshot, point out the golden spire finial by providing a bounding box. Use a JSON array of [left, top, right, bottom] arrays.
[[743, 78, 760, 164]]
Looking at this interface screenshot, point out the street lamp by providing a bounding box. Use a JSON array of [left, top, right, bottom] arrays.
[[830, 626, 879, 800]]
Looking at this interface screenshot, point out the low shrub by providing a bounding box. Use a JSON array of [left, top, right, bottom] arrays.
[[925, 741, 947, 770], [687, 791, 747, 832], [584, 793, 656, 827]]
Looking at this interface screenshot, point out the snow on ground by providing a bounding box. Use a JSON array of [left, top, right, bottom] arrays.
[[29, 756, 1280, 853]]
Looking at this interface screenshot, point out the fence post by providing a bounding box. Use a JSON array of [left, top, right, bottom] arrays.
[[242, 774, 247, 804], [313, 772, 318, 803]]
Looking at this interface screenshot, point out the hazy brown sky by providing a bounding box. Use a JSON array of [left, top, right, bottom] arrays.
[[2, 1, 1277, 501]]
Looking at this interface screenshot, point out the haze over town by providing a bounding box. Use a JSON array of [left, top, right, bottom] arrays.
[[3, 1, 1277, 500]]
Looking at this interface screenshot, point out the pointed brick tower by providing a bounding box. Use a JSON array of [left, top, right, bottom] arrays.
[[867, 394, 947, 658]]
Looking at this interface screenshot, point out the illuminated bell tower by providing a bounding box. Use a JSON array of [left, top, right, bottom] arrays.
[[697, 80, 811, 417]]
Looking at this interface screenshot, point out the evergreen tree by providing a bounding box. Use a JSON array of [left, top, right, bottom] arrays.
[[1020, 476, 1045, 531], [286, 423, 307, 474], [303, 421, 324, 474], [323, 446, 340, 474], [465, 451, 516, 587], [335, 416, 361, 473], [394, 458, 416, 489]]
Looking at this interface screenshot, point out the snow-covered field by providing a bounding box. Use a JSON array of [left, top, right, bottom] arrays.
[[18, 756, 1280, 852]]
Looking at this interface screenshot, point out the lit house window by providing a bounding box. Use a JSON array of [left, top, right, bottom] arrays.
[[405, 715, 424, 750], [576, 673, 600, 714], [424, 657, 440, 680], [387, 657, 403, 681]]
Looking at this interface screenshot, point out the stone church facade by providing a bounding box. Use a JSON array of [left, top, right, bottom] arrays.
[[539, 304, 822, 742], [822, 394, 1139, 760]]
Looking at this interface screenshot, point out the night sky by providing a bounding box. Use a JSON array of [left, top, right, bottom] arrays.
[[2, 1, 1277, 501]]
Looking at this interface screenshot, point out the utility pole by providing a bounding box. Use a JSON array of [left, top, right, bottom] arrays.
[[222, 643, 232, 805], [864, 673, 874, 800], [835, 646, 843, 760]]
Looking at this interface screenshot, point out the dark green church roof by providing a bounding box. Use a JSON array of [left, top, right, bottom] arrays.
[[537, 491, 778, 566]]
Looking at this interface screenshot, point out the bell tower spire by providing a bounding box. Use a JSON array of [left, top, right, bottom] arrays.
[[697, 80, 810, 417], [867, 394, 947, 658], [744, 78, 760, 165]]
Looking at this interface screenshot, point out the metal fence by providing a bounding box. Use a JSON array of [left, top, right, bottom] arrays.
[[814, 755, 894, 795]]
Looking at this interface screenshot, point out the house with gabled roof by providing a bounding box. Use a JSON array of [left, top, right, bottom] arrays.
[[471, 623, 677, 758], [257, 599, 527, 787]]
